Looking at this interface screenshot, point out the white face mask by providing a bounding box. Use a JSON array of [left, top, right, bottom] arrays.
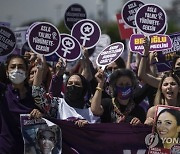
[[8, 69, 26, 84]]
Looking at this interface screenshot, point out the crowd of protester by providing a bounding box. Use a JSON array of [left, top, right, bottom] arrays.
[[0, 36, 180, 153]]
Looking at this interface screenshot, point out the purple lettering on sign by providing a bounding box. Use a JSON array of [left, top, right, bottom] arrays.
[[0, 26, 16, 56], [56, 33, 81, 61], [71, 19, 101, 49], [135, 4, 167, 35], [96, 42, 124, 67], [27, 22, 61, 56], [121, 0, 144, 28]]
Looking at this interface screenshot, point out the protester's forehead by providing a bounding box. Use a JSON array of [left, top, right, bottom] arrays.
[[162, 76, 177, 84], [158, 111, 177, 123], [68, 75, 82, 82], [8, 58, 25, 66]]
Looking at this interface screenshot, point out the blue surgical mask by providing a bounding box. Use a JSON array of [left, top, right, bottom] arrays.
[[116, 86, 133, 100]]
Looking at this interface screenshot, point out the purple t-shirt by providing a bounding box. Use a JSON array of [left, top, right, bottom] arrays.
[[0, 83, 37, 154]]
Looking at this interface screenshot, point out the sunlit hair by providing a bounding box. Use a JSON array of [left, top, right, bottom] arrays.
[[154, 71, 180, 107]]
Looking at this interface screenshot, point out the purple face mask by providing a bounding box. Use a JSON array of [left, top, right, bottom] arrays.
[[116, 86, 133, 100]]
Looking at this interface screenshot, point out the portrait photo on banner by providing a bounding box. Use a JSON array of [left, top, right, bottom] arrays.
[[20, 114, 62, 154], [148, 105, 180, 154]]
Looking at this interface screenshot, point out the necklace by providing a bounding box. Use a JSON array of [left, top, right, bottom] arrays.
[[112, 98, 135, 123]]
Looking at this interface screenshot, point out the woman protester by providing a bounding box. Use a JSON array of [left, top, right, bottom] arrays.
[[0, 54, 42, 154], [32, 56, 100, 127], [91, 68, 146, 125], [145, 71, 180, 125]]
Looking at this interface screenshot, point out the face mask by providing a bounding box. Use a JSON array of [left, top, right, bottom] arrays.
[[116, 86, 133, 100], [65, 85, 84, 108], [8, 69, 26, 84]]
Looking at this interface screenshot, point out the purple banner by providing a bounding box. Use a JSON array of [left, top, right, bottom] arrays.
[[49, 119, 151, 154], [64, 3, 87, 31], [130, 34, 172, 54], [96, 42, 124, 67], [56, 33, 81, 62], [121, 0, 144, 28], [27, 22, 61, 56], [71, 19, 101, 49], [0, 26, 16, 56], [135, 4, 167, 35], [154, 32, 180, 72]]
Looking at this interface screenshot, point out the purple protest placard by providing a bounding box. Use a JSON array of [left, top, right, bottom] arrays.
[[96, 42, 124, 68], [71, 19, 101, 49], [154, 32, 180, 72], [56, 33, 81, 61], [64, 3, 87, 31], [121, 0, 144, 28], [129, 34, 172, 54], [27, 22, 61, 56], [135, 4, 167, 35], [0, 26, 16, 56]]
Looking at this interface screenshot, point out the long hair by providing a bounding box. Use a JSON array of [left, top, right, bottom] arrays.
[[154, 71, 180, 106], [155, 108, 180, 147]]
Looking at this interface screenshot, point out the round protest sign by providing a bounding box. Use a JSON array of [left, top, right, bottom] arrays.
[[64, 3, 87, 31], [56, 33, 81, 62], [135, 4, 167, 35], [121, 0, 144, 28], [27, 22, 61, 56], [0, 26, 16, 56], [71, 19, 101, 49], [96, 42, 124, 69]]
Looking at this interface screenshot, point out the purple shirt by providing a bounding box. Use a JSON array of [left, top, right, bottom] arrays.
[[0, 83, 37, 154]]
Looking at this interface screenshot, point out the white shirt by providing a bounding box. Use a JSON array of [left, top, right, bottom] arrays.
[[57, 98, 100, 123]]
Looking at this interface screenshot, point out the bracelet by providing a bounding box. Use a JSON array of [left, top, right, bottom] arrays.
[[96, 87, 103, 92]]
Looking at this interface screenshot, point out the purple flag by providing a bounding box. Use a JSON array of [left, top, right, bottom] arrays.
[[49, 119, 151, 154]]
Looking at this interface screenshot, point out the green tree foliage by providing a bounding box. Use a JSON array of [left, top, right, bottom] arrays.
[[56, 20, 70, 34]]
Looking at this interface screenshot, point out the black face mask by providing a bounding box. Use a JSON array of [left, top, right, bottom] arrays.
[[65, 85, 84, 108]]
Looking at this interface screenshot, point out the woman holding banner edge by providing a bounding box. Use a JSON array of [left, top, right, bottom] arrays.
[[0, 54, 42, 154], [32, 51, 100, 127]]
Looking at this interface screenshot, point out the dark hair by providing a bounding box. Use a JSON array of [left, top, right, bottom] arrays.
[[109, 69, 137, 97], [6, 54, 28, 71], [66, 73, 88, 97], [114, 57, 126, 69], [156, 108, 180, 126], [172, 54, 180, 70], [5, 54, 29, 85], [109, 68, 137, 88], [155, 108, 180, 147]]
